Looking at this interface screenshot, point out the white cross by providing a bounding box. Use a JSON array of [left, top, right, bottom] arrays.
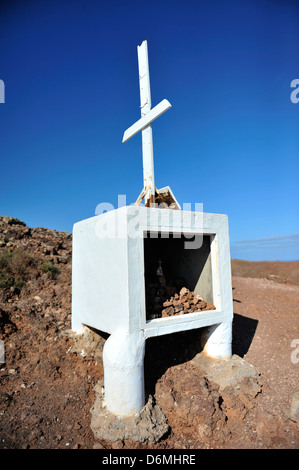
[[122, 40, 171, 206]]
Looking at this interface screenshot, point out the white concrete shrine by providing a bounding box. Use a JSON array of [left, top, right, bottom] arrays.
[[71, 41, 233, 417]]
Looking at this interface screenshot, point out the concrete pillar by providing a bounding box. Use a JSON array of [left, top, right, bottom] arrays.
[[103, 329, 146, 416], [201, 320, 232, 359]]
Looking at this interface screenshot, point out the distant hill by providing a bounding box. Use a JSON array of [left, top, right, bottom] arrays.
[[231, 259, 299, 286]]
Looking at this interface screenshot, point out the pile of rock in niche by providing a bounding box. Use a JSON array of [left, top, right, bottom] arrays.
[[146, 282, 215, 320]]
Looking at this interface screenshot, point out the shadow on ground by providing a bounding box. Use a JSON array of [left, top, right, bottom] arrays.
[[144, 328, 204, 398], [144, 313, 259, 397], [232, 313, 258, 357]]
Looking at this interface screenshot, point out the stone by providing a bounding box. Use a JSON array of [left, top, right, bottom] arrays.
[[256, 410, 280, 439], [90, 381, 169, 443], [195, 294, 204, 300], [206, 303, 216, 311], [186, 291, 193, 300], [288, 391, 299, 425], [191, 352, 262, 396], [1, 216, 26, 226], [179, 287, 189, 298], [93, 442, 105, 449], [161, 306, 174, 317], [198, 300, 207, 310], [62, 326, 106, 360], [28, 427, 43, 442], [174, 304, 184, 314], [57, 255, 68, 264]]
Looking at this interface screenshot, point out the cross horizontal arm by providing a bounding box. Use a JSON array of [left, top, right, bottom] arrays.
[[122, 99, 171, 143]]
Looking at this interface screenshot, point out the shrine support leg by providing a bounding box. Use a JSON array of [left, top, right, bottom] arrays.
[[201, 320, 233, 359], [103, 329, 146, 416]]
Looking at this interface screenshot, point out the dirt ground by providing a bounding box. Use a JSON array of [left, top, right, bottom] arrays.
[[0, 217, 298, 449]]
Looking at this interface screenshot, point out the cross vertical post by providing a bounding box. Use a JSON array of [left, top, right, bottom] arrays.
[[122, 40, 172, 207], [137, 41, 155, 206]]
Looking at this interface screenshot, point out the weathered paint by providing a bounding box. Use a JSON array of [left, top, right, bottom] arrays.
[[103, 329, 145, 416]]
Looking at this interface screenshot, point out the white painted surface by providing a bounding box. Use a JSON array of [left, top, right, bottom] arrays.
[[123, 41, 172, 205], [138, 40, 155, 200], [202, 321, 233, 359], [72, 209, 129, 334], [122, 99, 171, 143], [72, 206, 233, 415], [103, 329, 145, 416]]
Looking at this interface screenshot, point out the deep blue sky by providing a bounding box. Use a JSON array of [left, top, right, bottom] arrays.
[[0, 0, 298, 260]]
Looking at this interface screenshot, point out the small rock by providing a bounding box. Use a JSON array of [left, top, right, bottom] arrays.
[[198, 300, 207, 310], [28, 428, 43, 442], [27, 413, 43, 425], [288, 391, 299, 425], [93, 442, 105, 449], [206, 303, 216, 311], [174, 304, 184, 314], [179, 287, 189, 298], [91, 386, 169, 443], [195, 294, 204, 301], [161, 306, 175, 317], [20, 410, 29, 421], [256, 410, 280, 439], [1, 216, 26, 226]]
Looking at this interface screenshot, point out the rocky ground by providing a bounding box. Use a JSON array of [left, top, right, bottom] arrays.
[[0, 216, 298, 449]]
